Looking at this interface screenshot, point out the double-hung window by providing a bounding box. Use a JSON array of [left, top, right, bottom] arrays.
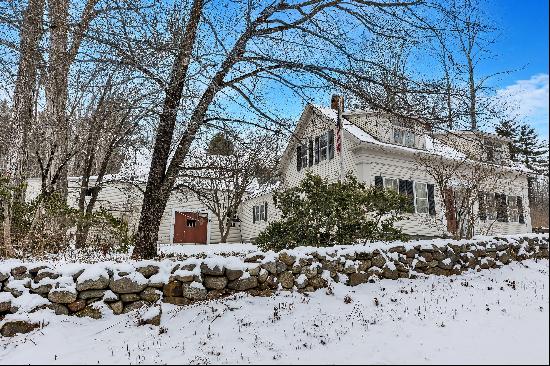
[[383, 177, 399, 192], [414, 182, 429, 214], [486, 193, 497, 220], [507, 195, 519, 222], [393, 127, 415, 148], [301, 142, 308, 168], [403, 131, 415, 147], [319, 133, 328, 161], [393, 129, 404, 145], [253, 203, 267, 223]]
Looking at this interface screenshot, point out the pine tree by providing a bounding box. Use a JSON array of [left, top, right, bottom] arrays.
[[516, 124, 548, 174], [207, 132, 235, 156], [495, 119, 519, 160]]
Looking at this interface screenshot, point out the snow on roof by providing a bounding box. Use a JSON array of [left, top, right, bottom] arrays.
[[311, 105, 532, 172], [245, 179, 280, 200]]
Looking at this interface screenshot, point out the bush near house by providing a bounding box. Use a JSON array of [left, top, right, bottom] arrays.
[[256, 172, 411, 251]]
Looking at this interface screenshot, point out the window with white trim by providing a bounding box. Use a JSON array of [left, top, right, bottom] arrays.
[[393, 127, 416, 148], [383, 177, 399, 192], [486, 193, 497, 220], [507, 195, 519, 222], [393, 129, 403, 145], [300, 142, 308, 168], [253, 204, 267, 222], [414, 182, 429, 214], [403, 131, 415, 147], [319, 133, 328, 161]]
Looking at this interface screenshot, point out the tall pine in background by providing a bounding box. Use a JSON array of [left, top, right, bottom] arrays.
[[496, 120, 549, 228], [495, 119, 519, 160], [515, 124, 548, 174]]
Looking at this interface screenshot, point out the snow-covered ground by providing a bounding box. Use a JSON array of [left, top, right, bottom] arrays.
[[1, 259, 548, 365]]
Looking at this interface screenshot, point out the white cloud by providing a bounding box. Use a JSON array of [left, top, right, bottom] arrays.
[[496, 73, 549, 138]]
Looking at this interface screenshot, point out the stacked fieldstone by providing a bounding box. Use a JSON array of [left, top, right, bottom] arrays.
[[0, 235, 548, 336]]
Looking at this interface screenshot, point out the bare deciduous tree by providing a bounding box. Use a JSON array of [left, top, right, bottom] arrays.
[[178, 131, 280, 243]]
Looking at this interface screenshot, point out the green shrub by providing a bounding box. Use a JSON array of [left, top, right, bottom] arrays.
[[256, 172, 410, 251]]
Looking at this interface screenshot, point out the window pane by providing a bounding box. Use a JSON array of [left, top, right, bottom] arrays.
[[486, 193, 496, 220], [320, 133, 328, 161], [415, 182, 427, 199], [384, 178, 398, 192], [404, 131, 415, 147], [393, 129, 403, 144], [416, 198, 428, 213]]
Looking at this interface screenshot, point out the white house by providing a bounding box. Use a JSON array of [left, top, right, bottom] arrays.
[[240, 103, 532, 242], [26, 103, 533, 245]]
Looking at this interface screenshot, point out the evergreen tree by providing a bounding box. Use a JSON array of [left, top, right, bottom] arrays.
[[495, 119, 519, 160], [495, 120, 548, 174], [515, 124, 548, 174], [256, 172, 410, 251], [207, 132, 235, 156]]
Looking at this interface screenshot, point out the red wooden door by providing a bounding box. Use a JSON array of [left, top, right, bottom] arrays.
[[173, 211, 208, 244]]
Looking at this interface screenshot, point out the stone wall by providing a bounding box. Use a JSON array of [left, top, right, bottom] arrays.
[[0, 235, 548, 336]]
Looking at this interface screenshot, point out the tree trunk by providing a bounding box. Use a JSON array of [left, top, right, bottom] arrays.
[[2, 200, 14, 257], [443, 186, 458, 237], [219, 218, 229, 244], [467, 53, 477, 130], [132, 185, 172, 258], [45, 0, 70, 199], [9, 0, 44, 197], [3, 0, 45, 256], [131, 0, 204, 259]]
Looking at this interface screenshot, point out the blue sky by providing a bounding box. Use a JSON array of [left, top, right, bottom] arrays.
[[261, 1, 549, 140], [487, 0, 549, 139]]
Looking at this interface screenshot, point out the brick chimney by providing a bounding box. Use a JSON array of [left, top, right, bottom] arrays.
[[331, 95, 344, 111]]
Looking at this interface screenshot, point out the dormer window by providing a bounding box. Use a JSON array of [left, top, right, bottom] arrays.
[[485, 140, 504, 163], [393, 126, 416, 148]]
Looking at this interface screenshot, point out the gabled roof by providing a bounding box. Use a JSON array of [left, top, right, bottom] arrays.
[[280, 104, 533, 175]]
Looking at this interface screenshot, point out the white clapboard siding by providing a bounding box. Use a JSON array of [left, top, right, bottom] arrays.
[[239, 192, 279, 243], [282, 108, 359, 188], [156, 189, 242, 245]]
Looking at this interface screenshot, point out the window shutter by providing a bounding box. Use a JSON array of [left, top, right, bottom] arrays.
[[308, 139, 313, 167], [314, 136, 320, 164], [328, 130, 335, 159], [398, 179, 407, 197], [264, 202, 268, 221], [496, 194, 508, 222], [252, 206, 256, 223], [375, 176, 383, 189], [478, 192, 487, 221], [517, 196, 525, 224], [406, 180, 415, 209], [296, 145, 302, 171], [427, 184, 436, 216]]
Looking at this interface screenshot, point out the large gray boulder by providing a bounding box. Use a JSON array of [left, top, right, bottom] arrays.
[[0, 320, 40, 337], [228, 276, 258, 291], [76, 275, 110, 292], [182, 283, 207, 301], [203, 276, 228, 290], [48, 288, 78, 304], [109, 273, 148, 294]]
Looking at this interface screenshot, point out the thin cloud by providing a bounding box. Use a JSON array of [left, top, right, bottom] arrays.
[[496, 73, 549, 138]]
